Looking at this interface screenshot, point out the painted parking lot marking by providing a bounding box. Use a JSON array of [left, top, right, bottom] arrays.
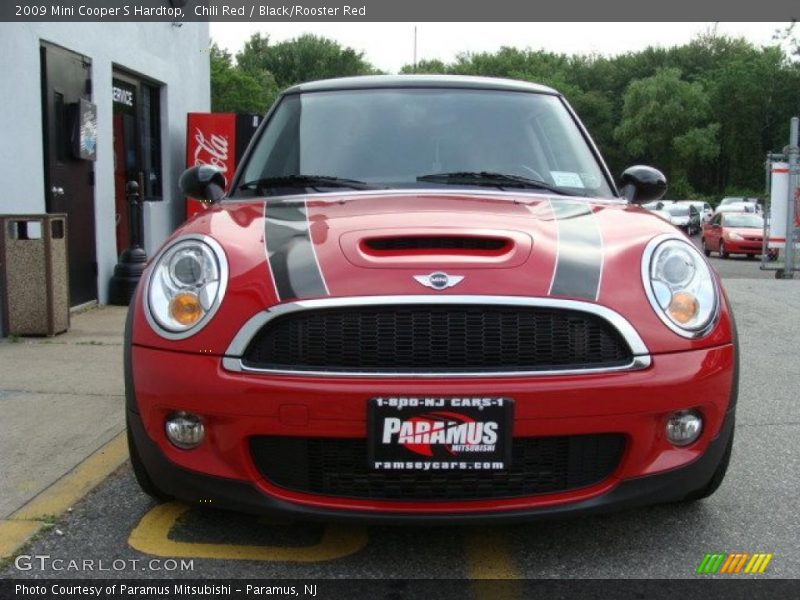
[[465, 528, 521, 600], [1, 431, 127, 559], [128, 502, 368, 562]]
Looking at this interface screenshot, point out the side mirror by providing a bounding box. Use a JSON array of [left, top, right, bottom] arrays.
[[179, 165, 226, 204], [619, 166, 667, 204]]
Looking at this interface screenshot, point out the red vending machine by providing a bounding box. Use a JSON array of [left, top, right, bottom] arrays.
[[185, 113, 262, 219]]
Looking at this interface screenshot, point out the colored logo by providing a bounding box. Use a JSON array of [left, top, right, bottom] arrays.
[[381, 412, 498, 458], [696, 553, 773, 574], [413, 272, 464, 290]]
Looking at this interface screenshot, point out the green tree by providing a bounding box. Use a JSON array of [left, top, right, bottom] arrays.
[[614, 68, 719, 188], [209, 43, 278, 113], [236, 33, 377, 89], [399, 59, 448, 74]]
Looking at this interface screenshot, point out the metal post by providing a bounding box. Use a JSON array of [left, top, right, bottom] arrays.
[[783, 117, 799, 279], [413, 26, 417, 73], [108, 180, 148, 305]]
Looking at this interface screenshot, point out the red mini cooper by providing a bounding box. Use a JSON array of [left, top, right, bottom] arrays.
[[126, 76, 737, 522]]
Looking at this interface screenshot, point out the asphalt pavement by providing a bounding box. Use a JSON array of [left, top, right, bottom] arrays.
[[2, 246, 798, 583]]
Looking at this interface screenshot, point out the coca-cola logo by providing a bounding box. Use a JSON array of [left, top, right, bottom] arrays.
[[193, 128, 229, 175]]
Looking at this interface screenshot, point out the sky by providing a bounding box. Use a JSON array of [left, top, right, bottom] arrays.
[[210, 22, 792, 73]]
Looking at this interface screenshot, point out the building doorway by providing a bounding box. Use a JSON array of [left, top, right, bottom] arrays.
[[112, 71, 162, 256], [40, 42, 97, 306]]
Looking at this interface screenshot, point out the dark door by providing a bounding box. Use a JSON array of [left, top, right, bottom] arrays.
[[41, 43, 97, 306]]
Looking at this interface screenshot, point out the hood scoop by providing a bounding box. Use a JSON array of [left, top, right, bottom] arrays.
[[340, 228, 533, 269], [362, 235, 511, 255]]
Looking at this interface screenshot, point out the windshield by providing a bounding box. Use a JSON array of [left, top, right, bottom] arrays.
[[666, 205, 690, 216], [724, 214, 764, 228], [233, 88, 614, 199]]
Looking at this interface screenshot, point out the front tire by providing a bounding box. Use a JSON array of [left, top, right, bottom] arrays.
[[127, 416, 173, 502]]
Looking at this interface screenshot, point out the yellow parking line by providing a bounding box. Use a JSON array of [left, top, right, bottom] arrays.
[[11, 432, 128, 521], [1, 431, 127, 559], [128, 502, 368, 562], [464, 528, 521, 600], [0, 520, 44, 559]]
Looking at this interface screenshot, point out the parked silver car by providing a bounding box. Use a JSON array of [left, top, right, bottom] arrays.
[[677, 200, 713, 224]]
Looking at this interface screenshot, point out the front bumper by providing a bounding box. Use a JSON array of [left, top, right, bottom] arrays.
[[724, 239, 764, 254], [128, 406, 735, 524], [127, 340, 736, 521]]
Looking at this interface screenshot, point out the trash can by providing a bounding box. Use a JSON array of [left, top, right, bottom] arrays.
[[0, 214, 70, 336]]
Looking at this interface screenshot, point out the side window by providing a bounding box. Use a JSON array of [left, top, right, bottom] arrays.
[[712, 214, 721, 226]]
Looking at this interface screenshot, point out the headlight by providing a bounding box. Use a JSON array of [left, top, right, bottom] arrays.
[[642, 235, 718, 337], [144, 235, 228, 339], [727, 231, 744, 240]]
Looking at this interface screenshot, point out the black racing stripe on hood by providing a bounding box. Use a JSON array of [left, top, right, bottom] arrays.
[[548, 200, 603, 301], [264, 201, 329, 301]]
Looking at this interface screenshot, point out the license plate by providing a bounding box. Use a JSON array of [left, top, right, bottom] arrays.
[[368, 397, 513, 471]]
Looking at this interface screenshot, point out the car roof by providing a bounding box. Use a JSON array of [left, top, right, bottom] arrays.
[[283, 75, 560, 96]]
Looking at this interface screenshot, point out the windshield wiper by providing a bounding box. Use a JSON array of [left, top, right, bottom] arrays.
[[417, 171, 581, 196], [238, 175, 384, 194]]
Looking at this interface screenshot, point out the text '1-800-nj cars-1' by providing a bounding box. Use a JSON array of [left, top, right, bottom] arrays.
[[126, 76, 737, 522]]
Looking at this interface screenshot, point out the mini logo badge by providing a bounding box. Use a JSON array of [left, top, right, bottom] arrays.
[[413, 272, 465, 290]]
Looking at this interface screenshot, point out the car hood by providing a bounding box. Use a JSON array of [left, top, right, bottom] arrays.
[[134, 191, 733, 355], [726, 226, 763, 237]]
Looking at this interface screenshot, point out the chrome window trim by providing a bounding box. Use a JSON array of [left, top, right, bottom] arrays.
[[640, 234, 721, 340], [143, 234, 229, 341], [222, 295, 651, 378]]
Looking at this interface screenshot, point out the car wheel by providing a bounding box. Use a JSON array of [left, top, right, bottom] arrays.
[[701, 238, 711, 257], [683, 430, 733, 502], [747, 254, 755, 260], [719, 240, 729, 259], [127, 416, 173, 502]]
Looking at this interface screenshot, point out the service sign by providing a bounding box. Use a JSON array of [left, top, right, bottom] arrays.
[[368, 397, 513, 471]]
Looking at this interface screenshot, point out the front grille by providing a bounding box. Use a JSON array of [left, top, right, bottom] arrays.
[[364, 236, 508, 252], [241, 305, 632, 373], [250, 435, 626, 500]]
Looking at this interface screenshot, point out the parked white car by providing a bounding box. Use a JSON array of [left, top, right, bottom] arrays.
[[647, 208, 673, 223], [714, 197, 761, 215]]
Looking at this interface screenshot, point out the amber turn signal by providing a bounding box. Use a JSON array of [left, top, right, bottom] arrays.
[[169, 292, 204, 326], [667, 291, 699, 324]]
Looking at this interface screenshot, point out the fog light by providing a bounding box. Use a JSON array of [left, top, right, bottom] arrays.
[[165, 412, 204, 449], [665, 410, 703, 446]]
